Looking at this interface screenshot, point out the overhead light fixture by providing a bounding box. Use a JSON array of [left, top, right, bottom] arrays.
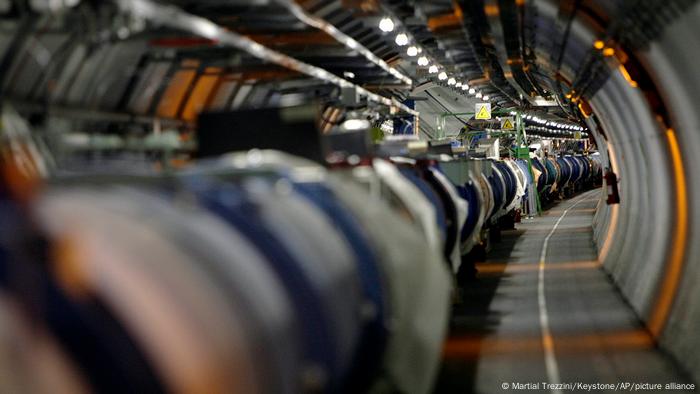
[[395, 33, 409, 46], [469, 88, 476, 94], [619, 64, 639, 88], [379, 17, 395, 32], [455, 82, 462, 88], [461, 84, 469, 91], [476, 92, 482, 98], [438, 71, 448, 80], [447, 77, 456, 85], [343, 71, 355, 79], [429, 65, 439, 73], [342, 118, 371, 131], [417, 56, 429, 66], [407, 46, 418, 56], [483, 95, 490, 101]]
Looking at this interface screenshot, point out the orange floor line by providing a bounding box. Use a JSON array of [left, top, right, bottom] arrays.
[[443, 329, 653, 359], [476, 260, 602, 274]]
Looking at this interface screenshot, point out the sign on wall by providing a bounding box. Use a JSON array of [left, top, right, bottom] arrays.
[[501, 116, 515, 130], [475, 103, 491, 120]]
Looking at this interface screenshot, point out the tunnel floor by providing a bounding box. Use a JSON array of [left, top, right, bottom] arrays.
[[435, 189, 692, 393]]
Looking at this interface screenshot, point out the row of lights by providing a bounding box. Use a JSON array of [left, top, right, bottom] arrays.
[[537, 137, 588, 142], [379, 17, 490, 101], [519, 113, 586, 131], [504, 111, 587, 134], [527, 126, 588, 137]]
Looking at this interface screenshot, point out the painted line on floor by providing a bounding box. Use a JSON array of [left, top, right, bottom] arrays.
[[537, 192, 592, 394], [443, 329, 653, 358], [476, 260, 601, 274]]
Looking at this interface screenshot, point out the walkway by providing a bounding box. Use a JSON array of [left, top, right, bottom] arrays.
[[435, 189, 693, 393]]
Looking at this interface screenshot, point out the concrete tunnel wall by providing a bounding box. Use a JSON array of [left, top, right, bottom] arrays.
[[415, 0, 700, 381], [573, 2, 700, 384]]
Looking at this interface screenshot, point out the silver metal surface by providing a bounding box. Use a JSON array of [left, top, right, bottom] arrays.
[[276, 0, 413, 86], [114, 0, 419, 117]]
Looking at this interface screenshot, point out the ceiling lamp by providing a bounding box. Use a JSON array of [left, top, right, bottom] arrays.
[[483, 95, 490, 101], [455, 82, 462, 88], [429, 65, 439, 73], [438, 71, 448, 80], [342, 118, 371, 131], [407, 46, 418, 56], [476, 92, 482, 98], [468, 88, 476, 94], [417, 56, 429, 66], [447, 77, 456, 85], [461, 84, 469, 91], [379, 17, 395, 32], [395, 33, 409, 46]]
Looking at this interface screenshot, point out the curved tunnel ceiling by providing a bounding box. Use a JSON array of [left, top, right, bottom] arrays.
[[517, 0, 699, 384]]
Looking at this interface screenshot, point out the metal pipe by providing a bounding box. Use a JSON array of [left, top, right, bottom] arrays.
[[114, 0, 419, 117], [9, 99, 190, 128], [276, 0, 413, 87]]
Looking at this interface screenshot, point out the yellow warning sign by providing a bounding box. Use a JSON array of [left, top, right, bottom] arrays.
[[501, 117, 515, 130], [475, 103, 491, 120]]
